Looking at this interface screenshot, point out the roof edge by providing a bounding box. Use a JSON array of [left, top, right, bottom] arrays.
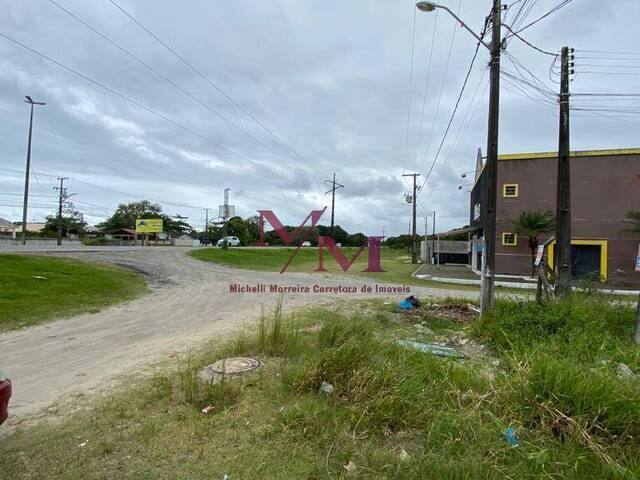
[[498, 147, 640, 160]]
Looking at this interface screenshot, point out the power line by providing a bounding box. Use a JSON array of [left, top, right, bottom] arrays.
[[502, 23, 557, 56], [106, 0, 327, 181], [417, 12, 490, 193], [507, 0, 573, 35], [412, 5, 439, 173], [401, 4, 418, 178], [46, 0, 326, 184], [0, 166, 207, 212], [0, 32, 292, 184], [416, 0, 464, 175]]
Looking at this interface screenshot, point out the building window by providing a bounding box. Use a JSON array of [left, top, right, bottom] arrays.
[[502, 232, 518, 246], [503, 184, 519, 197]]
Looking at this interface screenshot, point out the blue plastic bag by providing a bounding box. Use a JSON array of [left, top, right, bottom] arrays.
[[399, 300, 413, 310]]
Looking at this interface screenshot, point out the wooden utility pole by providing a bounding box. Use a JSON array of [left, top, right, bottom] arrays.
[[53, 177, 69, 246], [403, 173, 421, 263], [556, 46, 573, 296], [324, 173, 343, 240], [633, 291, 640, 345], [480, 0, 502, 314]]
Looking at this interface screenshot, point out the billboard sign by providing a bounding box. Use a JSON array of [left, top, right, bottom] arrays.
[[135, 218, 163, 233]]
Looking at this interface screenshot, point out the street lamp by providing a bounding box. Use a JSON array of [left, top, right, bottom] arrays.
[[415, 2, 490, 49], [417, 0, 502, 313], [21, 95, 46, 246]]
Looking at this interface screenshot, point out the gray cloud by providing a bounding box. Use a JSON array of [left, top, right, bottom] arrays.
[[1, 0, 639, 236]]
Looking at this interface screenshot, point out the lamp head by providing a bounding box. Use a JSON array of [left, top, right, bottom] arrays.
[[416, 1, 437, 12]]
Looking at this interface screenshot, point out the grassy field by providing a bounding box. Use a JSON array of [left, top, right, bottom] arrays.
[[1, 294, 638, 478], [0, 255, 148, 332], [189, 247, 478, 290]]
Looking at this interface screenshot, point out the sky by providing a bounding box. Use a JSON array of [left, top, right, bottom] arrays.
[[1, 0, 639, 236]]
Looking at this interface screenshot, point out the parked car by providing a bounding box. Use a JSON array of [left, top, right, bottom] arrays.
[[301, 241, 312, 247], [0, 372, 11, 426], [216, 236, 241, 247]]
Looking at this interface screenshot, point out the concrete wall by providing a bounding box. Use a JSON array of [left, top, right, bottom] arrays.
[[420, 240, 469, 263], [0, 238, 83, 247]]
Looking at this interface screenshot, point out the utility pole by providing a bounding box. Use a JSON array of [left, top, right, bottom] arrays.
[[480, 0, 502, 314], [402, 173, 420, 263], [222, 188, 230, 249], [556, 46, 573, 296], [53, 177, 69, 246], [432, 210, 436, 264], [21, 96, 46, 245], [424, 217, 428, 263], [324, 173, 344, 240]]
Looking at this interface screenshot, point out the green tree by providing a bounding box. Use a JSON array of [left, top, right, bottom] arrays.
[[384, 234, 413, 250], [346, 232, 367, 247], [245, 215, 261, 245], [43, 203, 86, 237], [97, 200, 193, 236], [511, 210, 556, 276], [227, 216, 249, 245]]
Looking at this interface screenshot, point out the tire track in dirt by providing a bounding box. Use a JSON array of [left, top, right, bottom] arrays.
[[0, 248, 477, 424]]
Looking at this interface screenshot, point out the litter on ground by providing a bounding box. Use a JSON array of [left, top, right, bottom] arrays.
[[396, 340, 466, 358]]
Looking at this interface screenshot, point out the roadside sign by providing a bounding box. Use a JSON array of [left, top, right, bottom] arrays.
[[636, 244, 640, 272], [534, 244, 544, 266], [135, 218, 163, 233]]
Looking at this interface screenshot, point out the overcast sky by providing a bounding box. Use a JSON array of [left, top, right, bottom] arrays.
[[1, 0, 639, 236]]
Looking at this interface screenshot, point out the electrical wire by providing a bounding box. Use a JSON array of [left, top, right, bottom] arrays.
[[46, 0, 327, 184], [412, 5, 440, 172], [507, 0, 573, 36], [0, 32, 292, 184], [416, 0, 464, 175], [417, 14, 489, 193], [107, 0, 327, 183], [401, 4, 418, 179]]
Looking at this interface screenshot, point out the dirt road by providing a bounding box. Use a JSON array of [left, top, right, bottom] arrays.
[[0, 248, 477, 425]]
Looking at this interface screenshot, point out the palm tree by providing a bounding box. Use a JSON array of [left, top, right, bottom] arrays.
[[512, 210, 556, 277], [627, 210, 640, 234]]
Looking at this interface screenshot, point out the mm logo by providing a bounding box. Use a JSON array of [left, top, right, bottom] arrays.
[[257, 208, 384, 274]]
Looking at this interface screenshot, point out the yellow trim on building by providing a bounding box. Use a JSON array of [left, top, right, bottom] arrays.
[[471, 147, 639, 190], [498, 147, 640, 161], [547, 239, 608, 282], [503, 183, 519, 197], [502, 232, 518, 246]]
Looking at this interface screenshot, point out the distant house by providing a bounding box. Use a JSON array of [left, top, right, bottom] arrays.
[[0, 218, 13, 237], [104, 228, 138, 243], [0, 221, 46, 239], [83, 225, 101, 238]]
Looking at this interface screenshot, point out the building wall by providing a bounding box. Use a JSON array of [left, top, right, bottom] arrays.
[[494, 152, 640, 283]]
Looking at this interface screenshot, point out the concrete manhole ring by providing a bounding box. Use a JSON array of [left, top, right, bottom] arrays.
[[198, 357, 261, 384]]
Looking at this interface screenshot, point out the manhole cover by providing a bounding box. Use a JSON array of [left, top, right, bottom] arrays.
[[198, 357, 261, 384]]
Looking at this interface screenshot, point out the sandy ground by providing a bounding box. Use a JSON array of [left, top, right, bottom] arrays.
[[0, 247, 478, 428]]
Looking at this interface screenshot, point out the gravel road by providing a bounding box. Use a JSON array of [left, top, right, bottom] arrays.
[[0, 247, 478, 426]]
